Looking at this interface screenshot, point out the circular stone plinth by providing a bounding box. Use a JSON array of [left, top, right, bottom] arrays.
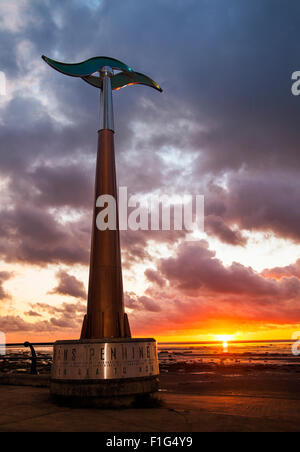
[[50, 338, 160, 407]]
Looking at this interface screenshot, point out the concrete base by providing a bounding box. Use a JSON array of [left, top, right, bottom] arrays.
[[50, 338, 160, 408], [50, 377, 160, 408]]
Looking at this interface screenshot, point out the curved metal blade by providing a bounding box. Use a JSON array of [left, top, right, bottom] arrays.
[[111, 71, 163, 92], [42, 55, 133, 77], [82, 75, 102, 89]]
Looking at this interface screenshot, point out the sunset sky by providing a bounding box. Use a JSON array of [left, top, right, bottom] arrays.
[[1, 0, 300, 343]]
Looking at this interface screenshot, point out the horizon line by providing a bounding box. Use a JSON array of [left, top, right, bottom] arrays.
[[2, 339, 294, 347], [159, 339, 293, 345]]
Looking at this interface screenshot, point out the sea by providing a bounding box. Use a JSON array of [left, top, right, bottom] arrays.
[[1, 341, 299, 369], [157, 341, 299, 366]]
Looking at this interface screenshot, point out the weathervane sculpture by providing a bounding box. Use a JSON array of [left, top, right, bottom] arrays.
[[42, 55, 162, 406]]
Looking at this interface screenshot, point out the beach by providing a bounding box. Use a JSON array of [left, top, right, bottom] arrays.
[[0, 344, 300, 432], [0, 366, 300, 432]]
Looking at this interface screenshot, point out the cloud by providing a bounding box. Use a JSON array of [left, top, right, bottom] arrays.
[[0, 205, 90, 266], [205, 215, 247, 246], [0, 315, 50, 332], [0, 0, 31, 33], [0, 313, 82, 332], [50, 270, 87, 299], [1, 0, 300, 337], [31, 301, 86, 316], [25, 310, 41, 317], [126, 241, 300, 334], [0, 299, 86, 333], [0, 271, 12, 300], [28, 163, 93, 209], [1, 0, 300, 261], [263, 259, 300, 280], [205, 170, 300, 244], [125, 292, 161, 312], [120, 228, 185, 269], [144, 268, 166, 287], [158, 241, 300, 299]]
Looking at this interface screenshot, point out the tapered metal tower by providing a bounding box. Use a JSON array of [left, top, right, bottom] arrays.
[[42, 55, 162, 406], [42, 55, 162, 340]]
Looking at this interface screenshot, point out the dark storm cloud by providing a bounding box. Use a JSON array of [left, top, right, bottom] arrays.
[[205, 170, 300, 243], [50, 270, 87, 299], [144, 268, 166, 288], [158, 241, 300, 300], [0, 94, 96, 177], [29, 163, 93, 209], [205, 215, 247, 246], [0, 205, 90, 265], [120, 228, 186, 268]]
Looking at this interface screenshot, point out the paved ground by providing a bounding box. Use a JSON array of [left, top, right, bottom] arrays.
[[0, 385, 299, 432]]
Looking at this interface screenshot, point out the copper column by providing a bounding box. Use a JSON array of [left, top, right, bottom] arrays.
[[81, 66, 131, 339]]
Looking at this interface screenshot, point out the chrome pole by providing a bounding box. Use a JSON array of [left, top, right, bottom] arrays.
[[99, 66, 114, 132]]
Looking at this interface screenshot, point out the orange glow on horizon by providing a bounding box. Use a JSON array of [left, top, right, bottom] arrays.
[[4, 316, 300, 344], [215, 334, 235, 343]]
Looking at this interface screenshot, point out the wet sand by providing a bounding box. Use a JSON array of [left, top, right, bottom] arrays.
[[0, 363, 300, 431], [159, 363, 300, 400], [0, 382, 299, 432]]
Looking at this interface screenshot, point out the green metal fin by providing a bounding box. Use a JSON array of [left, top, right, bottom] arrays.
[[82, 75, 102, 89], [111, 71, 163, 92], [41, 55, 133, 77]]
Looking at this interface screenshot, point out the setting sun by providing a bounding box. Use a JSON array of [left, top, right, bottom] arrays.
[[214, 334, 235, 351]]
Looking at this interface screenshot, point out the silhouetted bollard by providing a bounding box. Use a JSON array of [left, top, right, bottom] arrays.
[[24, 342, 38, 375]]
